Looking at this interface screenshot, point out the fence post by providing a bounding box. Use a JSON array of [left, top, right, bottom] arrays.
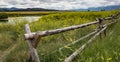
[[24, 24, 40, 62], [101, 18, 107, 37], [96, 18, 103, 39], [32, 32, 42, 48], [103, 28, 106, 37]]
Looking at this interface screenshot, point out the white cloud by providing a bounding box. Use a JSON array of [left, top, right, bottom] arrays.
[[0, 0, 120, 10]]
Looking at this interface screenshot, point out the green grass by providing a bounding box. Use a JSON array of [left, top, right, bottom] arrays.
[[0, 11, 62, 17], [0, 10, 120, 62]]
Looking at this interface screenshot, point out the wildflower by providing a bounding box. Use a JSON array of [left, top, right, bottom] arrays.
[[64, 46, 71, 49], [101, 55, 104, 60], [106, 58, 112, 61]]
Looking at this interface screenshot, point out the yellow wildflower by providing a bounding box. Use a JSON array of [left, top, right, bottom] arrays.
[[106, 58, 112, 61]]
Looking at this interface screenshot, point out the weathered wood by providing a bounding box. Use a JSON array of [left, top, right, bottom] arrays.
[[106, 20, 117, 26], [24, 21, 99, 40], [103, 17, 113, 20], [96, 18, 103, 39], [64, 26, 107, 62], [24, 24, 40, 62], [32, 32, 42, 48]]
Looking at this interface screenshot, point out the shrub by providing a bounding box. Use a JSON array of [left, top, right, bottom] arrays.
[[0, 13, 8, 19]]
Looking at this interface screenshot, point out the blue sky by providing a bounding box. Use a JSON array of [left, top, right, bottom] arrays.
[[0, 0, 120, 10]]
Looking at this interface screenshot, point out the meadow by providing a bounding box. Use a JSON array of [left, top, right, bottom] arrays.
[[0, 11, 62, 17], [0, 10, 120, 62]]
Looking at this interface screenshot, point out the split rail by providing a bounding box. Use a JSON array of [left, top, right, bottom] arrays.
[[24, 12, 120, 62]]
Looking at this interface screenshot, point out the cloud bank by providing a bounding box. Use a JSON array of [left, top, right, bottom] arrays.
[[0, 0, 120, 10]]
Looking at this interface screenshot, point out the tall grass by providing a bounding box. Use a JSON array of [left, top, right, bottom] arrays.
[[0, 11, 61, 17], [0, 10, 119, 62]]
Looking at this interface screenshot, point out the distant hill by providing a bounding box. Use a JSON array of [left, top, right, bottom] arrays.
[[1, 5, 120, 12], [73, 5, 120, 11], [0, 7, 58, 12]]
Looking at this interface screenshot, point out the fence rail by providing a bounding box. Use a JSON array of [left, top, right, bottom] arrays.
[[64, 26, 107, 62], [24, 21, 99, 40], [24, 12, 120, 62]]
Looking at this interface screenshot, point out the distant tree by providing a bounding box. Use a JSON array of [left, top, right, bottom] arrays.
[[0, 13, 8, 19], [88, 10, 90, 12], [101, 9, 105, 11]]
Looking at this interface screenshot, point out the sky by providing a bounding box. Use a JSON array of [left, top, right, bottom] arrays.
[[0, 0, 120, 10]]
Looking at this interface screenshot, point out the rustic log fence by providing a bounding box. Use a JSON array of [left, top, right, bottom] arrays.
[[24, 12, 120, 62]]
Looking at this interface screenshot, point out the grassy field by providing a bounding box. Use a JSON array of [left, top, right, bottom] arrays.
[[0, 10, 120, 62], [0, 11, 63, 17]]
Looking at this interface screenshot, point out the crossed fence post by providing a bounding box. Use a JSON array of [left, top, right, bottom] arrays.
[[96, 18, 104, 39], [24, 24, 40, 62]]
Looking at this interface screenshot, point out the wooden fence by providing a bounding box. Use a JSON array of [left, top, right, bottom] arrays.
[[24, 12, 120, 62]]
